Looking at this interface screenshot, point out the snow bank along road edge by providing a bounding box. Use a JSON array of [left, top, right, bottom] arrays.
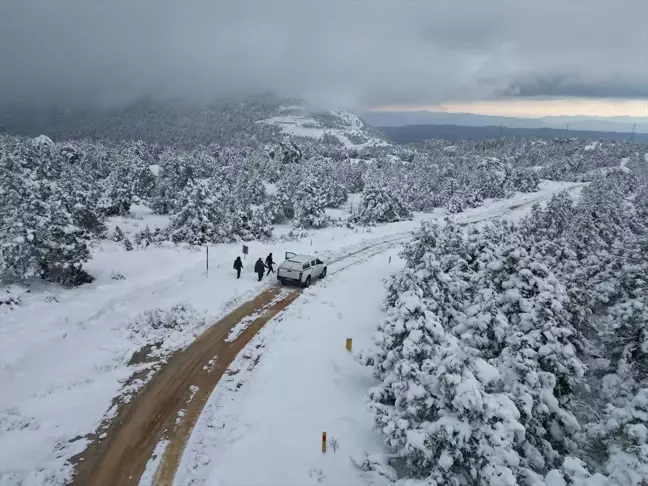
[[69, 236, 409, 486]]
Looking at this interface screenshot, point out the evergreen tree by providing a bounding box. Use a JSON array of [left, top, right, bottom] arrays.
[[102, 157, 134, 216], [292, 175, 328, 229], [123, 237, 134, 251], [167, 179, 226, 245], [357, 183, 412, 225], [38, 200, 93, 286], [113, 226, 125, 242], [368, 222, 526, 483]]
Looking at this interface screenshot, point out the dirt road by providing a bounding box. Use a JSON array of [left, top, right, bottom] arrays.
[[70, 237, 407, 486]]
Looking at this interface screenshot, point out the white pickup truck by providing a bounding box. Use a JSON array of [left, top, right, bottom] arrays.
[[277, 252, 327, 287]]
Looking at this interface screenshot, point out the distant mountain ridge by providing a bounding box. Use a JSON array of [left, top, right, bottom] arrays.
[[362, 110, 648, 134], [0, 95, 390, 150], [378, 123, 648, 144]]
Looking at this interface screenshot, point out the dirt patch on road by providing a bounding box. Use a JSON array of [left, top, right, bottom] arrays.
[[70, 285, 301, 486]]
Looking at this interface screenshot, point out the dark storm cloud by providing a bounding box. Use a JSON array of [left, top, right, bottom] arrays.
[[502, 77, 648, 99], [0, 0, 646, 109]]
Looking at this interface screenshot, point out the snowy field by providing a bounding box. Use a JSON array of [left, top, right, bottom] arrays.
[[0, 180, 583, 486]]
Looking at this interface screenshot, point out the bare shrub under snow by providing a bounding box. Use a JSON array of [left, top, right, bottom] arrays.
[[0, 285, 26, 308], [128, 304, 207, 349]]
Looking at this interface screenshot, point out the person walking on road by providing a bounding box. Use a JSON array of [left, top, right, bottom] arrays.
[[254, 257, 266, 282], [265, 253, 274, 276], [233, 256, 243, 279]]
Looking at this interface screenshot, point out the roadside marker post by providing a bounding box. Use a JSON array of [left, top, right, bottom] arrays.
[[346, 338, 352, 352], [322, 432, 327, 453], [389, 255, 392, 263], [206, 246, 209, 277]]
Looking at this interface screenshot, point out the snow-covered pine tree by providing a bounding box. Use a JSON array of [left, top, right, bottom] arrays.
[[151, 149, 200, 215], [472, 157, 513, 200], [511, 167, 540, 193], [490, 240, 587, 473], [292, 174, 328, 229], [167, 179, 226, 245], [58, 166, 106, 238], [234, 168, 267, 206], [130, 158, 157, 201], [340, 159, 365, 193], [113, 226, 125, 242], [1, 141, 94, 286], [586, 388, 648, 486], [151, 176, 177, 215], [368, 222, 526, 484], [37, 199, 93, 286], [102, 156, 134, 216], [529, 191, 575, 242], [356, 182, 412, 225], [123, 237, 134, 251], [134, 225, 162, 248], [249, 205, 274, 240], [0, 158, 45, 282], [308, 157, 348, 208]]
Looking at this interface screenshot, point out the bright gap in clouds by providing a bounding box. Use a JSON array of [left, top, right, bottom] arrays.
[[376, 99, 648, 119]]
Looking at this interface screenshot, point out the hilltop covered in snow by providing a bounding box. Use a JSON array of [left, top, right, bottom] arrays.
[[259, 106, 390, 150], [0, 95, 390, 151]]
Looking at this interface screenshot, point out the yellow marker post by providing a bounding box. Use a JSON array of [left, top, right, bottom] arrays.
[[322, 432, 327, 453], [345, 338, 352, 352]]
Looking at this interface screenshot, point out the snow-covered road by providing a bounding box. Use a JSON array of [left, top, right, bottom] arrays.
[[174, 247, 404, 486]]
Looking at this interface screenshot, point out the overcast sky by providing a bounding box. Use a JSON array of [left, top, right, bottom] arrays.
[[0, 0, 646, 112]]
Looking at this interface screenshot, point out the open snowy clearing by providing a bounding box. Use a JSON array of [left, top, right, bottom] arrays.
[[0, 180, 583, 486]]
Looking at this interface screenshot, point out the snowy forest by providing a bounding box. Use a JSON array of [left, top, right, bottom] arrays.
[[362, 166, 648, 482], [2, 101, 648, 485], [2, 110, 641, 290]]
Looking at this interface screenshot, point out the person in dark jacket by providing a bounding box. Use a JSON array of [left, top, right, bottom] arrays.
[[233, 256, 243, 279], [254, 258, 266, 281], [265, 253, 274, 275]]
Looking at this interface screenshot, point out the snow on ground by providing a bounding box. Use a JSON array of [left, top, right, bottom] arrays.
[[0, 224, 417, 486], [456, 180, 586, 227], [0, 180, 583, 485], [258, 108, 389, 150], [325, 192, 362, 220], [175, 248, 403, 486], [105, 203, 171, 237], [262, 181, 278, 196]]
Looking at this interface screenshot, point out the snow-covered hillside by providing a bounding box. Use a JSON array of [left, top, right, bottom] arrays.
[[259, 106, 390, 149]]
